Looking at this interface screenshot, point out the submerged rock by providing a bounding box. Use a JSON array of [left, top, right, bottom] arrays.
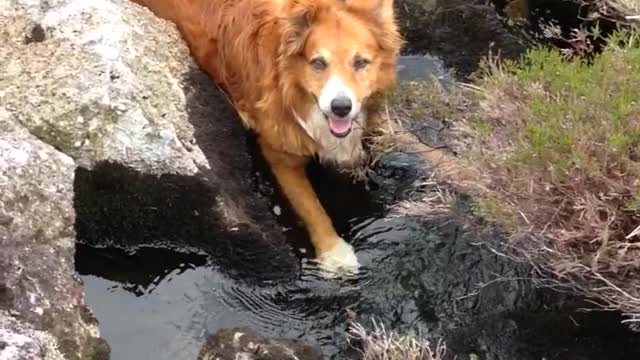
[[0, 111, 109, 360], [198, 328, 323, 360]]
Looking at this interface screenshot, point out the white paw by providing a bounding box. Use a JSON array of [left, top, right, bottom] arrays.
[[317, 237, 360, 276]]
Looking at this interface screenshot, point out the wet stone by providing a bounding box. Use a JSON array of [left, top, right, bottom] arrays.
[[197, 328, 323, 360], [370, 151, 426, 202], [409, 117, 448, 149]]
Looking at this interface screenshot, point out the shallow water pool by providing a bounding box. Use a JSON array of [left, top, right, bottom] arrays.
[[76, 56, 640, 360]]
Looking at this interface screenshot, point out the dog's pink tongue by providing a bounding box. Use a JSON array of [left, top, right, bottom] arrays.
[[328, 118, 352, 134]]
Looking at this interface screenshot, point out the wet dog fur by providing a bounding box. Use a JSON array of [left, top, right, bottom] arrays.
[[130, 0, 402, 273]]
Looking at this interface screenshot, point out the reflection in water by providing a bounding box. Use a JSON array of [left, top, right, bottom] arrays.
[[78, 214, 640, 360]]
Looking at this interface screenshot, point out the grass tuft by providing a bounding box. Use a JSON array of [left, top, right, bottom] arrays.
[[578, 0, 640, 24], [347, 318, 447, 360], [449, 30, 640, 324], [386, 30, 640, 327]]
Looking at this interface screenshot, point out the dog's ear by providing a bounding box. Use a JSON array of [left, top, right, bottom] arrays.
[[345, 0, 394, 26], [345, 0, 401, 52], [345, 0, 400, 50], [280, 0, 319, 57]]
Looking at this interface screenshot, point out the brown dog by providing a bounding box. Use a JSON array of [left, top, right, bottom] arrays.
[[131, 0, 402, 274]]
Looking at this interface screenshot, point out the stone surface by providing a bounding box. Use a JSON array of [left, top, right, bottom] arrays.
[[0, 312, 66, 360], [197, 328, 323, 360], [1, 0, 208, 175], [1, 0, 298, 273], [0, 110, 109, 360], [1, 0, 301, 358]]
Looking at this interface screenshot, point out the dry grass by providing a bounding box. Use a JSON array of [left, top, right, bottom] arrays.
[[389, 175, 458, 219], [347, 318, 448, 360], [342, 77, 465, 182], [382, 77, 491, 219], [442, 30, 640, 326], [577, 0, 640, 24], [383, 30, 640, 328], [343, 102, 402, 182]]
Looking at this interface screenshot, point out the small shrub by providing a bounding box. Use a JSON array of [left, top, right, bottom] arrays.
[[454, 31, 640, 324]]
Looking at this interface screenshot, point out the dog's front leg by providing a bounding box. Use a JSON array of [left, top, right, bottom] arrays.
[[259, 140, 359, 274]]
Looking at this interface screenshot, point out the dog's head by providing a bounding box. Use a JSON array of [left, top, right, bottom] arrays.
[[279, 0, 402, 139]]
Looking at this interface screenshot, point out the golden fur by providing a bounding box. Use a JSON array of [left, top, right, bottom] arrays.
[[131, 0, 402, 273]]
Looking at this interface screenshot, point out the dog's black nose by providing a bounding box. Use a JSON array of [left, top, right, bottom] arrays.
[[330, 96, 352, 118]]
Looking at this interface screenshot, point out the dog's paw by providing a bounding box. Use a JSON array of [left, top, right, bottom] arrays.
[[317, 237, 360, 276]]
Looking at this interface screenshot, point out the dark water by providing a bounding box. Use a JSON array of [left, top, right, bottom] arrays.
[[76, 56, 640, 360]]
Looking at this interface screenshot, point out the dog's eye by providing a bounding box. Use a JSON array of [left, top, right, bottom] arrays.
[[310, 57, 327, 72], [353, 56, 370, 71]]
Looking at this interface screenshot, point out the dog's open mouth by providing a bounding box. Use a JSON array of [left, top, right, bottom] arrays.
[[326, 115, 353, 138]]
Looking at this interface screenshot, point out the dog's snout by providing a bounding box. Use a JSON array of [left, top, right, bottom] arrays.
[[330, 96, 352, 117]]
